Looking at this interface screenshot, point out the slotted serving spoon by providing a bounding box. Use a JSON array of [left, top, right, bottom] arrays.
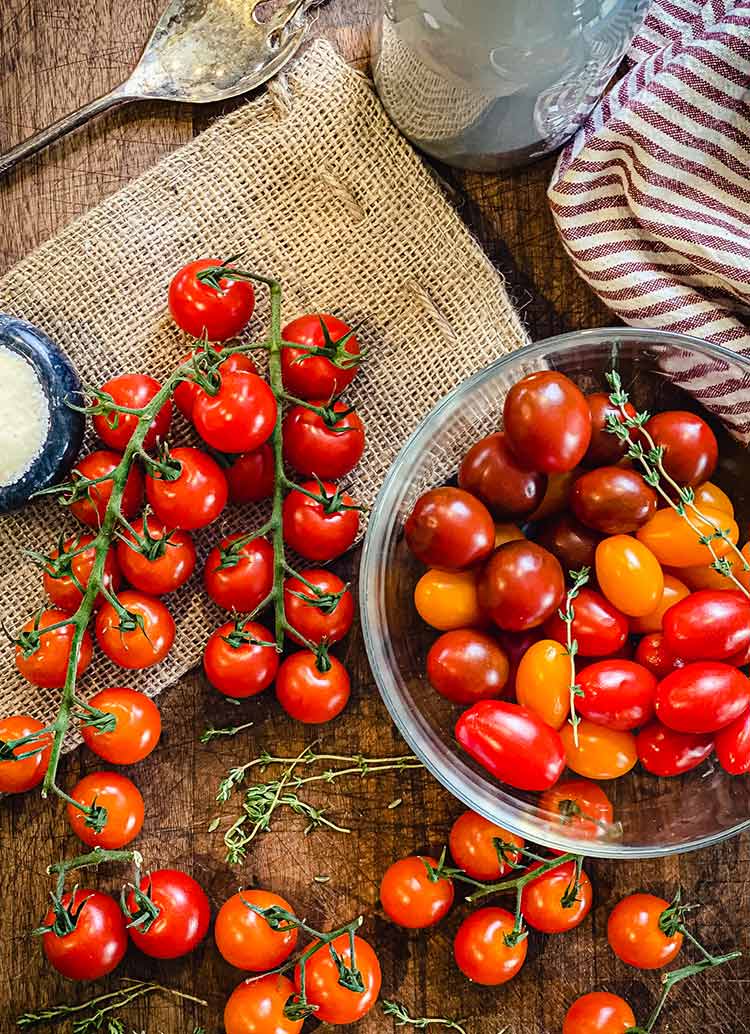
[[0, 0, 322, 177]]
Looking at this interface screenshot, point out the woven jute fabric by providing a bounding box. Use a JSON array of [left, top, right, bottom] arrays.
[[0, 40, 527, 744]]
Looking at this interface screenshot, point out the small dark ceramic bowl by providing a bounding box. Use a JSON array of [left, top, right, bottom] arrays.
[[0, 315, 85, 514]]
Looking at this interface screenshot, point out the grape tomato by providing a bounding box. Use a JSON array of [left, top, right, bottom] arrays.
[[458, 432, 546, 518], [544, 588, 629, 658], [582, 393, 637, 467], [644, 410, 718, 487], [478, 541, 564, 632], [662, 589, 750, 661], [571, 467, 657, 535], [636, 506, 739, 567], [630, 573, 690, 634], [426, 629, 509, 705], [560, 720, 637, 780], [514, 639, 570, 729], [577, 660, 657, 731], [503, 371, 591, 473], [655, 661, 750, 734], [414, 568, 482, 631], [594, 534, 664, 618], [715, 708, 750, 775], [405, 487, 495, 570], [636, 721, 714, 777]]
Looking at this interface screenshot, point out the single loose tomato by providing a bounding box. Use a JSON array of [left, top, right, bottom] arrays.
[[0, 715, 51, 793], [544, 588, 629, 657], [716, 707, 750, 774], [283, 400, 365, 479], [281, 313, 361, 398], [503, 371, 591, 473], [456, 700, 566, 791], [634, 632, 685, 679], [521, 859, 593, 933], [414, 568, 482, 631], [380, 855, 454, 929], [693, 480, 734, 515], [595, 535, 664, 618], [204, 533, 274, 613], [224, 974, 302, 1034], [656, 661, 750, 734], [453, 907, 527, 985], [636, 721, 714, 776], [227, 444, 275, 504], [282, 480, 359, 562], [116, 516, 196, 596], [69, 450, 144, 527], [215, 889, 298, 971], [15, 609, 92, 689], [275, 652, 350, 724], [528, 471, 576, 521], [67, 771, 144, 849], [42, 889, 127, 981], [173, 350, 256, 419], [645, 410, 718, 486], [560, 720, 637, 779], [607, 892, 682, 969], [494, 523, 525, 547], [146, 446, 228, 530], [93, 373, 172, 452], [169, 257, 256, 340], [571, 467, 657, 535], [663, 589, 750, 661], [515, 639, 570, 729], [582, 393, 638, 467], [125, 869, 210, 959], [636, 506, 738, 567], [458, 432, 546, 519], [448, 811, 524, 880], [95, 591, 175, 669], [426, 629, 509, 705], [284, 569, 354, 646], [678, 549, 750, 593], [536, 513, 601, 571], [43, 534, 121, 611], [495, 628, 541, 699], [294, 934, 381, 1024], [577, 660, 657, 731], [80, 687, 161, 764], [562, 992, 636, 1034], [539, 779, 614, 840], [631, 574, 690, 634], [203, 620, 279, 698], [478, 541, 564, 631], [405, 487, 494, 570], [193, 371, 277, 454]]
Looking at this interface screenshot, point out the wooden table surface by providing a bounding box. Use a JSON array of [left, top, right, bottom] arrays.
[[1, 3, 748, 1033]]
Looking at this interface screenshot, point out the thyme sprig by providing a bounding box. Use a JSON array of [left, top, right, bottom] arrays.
[[382, 999, 469, 1033], [199, 720, 254, 743], [16, 980, 207, 1031], [558, 566, 590, 747]]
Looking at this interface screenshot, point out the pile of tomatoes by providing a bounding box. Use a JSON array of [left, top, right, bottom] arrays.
[[406, 368, 750, 797]]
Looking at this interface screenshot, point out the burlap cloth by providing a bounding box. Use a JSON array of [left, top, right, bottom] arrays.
[[0, 40, 528, 743]]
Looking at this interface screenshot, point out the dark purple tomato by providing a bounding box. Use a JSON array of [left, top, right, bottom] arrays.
[[577, 660, 657, 731], [426, 630, 509, 705], [503, 372, 591, 474], [495, 628, 541, 699], [405, 487, 495, 570], [478, 541, 565, 632], [582, 393, 638, 467], [656, 661, 750, 734], [662, 590, 750, 662], [644, 411, 718, 486], [544, 588, 629, 657], [570, 467, 657, 535], [636, 721, 714, 777], [458, 432, 546, 519], [715, 708, 750, 775], [634, 633, 686, 679], [535, 513, 602, 571]]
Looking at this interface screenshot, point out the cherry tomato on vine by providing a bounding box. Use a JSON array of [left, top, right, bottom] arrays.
[[562, 992, 636, 1034], [560, 721, 637, 780], [0, 715, 52, 793], [215, 889, 298, 971], [662, 589, 750, 661], [539, 779, 614, 840], [283, 400, 365, 480], [173, 350, 256, 420], [145, 446, 228, 530], [426, 629, 509, 705], [405, 487, 495, 570], [275, 652, 350, 724], [93, 373, 172, 452], [95, 591, 175, 669], [636, 505, 739, 567], [458, 432, 547, 518], [645, 410, 718, 486], [169, 258, 256, 341], [478, 540, 565, 631], [224, 974, 302, 1034], [283, 569, 354, 646], [577, 660, 657, 731], [453, 907, 527, 985], [448, 811, 524, 880], [281, 314, 361, 399], [607, 892, 683, 969], [67, 771, 144, 849], [116, 516, 196, 596], [282, 480, 359, 562], [193, 371, 277, 454], [42, 888, 127, 981], [716, 707, 750, 775], [43, 534, 121, 611], [380, 855, 454, 928], [227, 444, 275, 504], [204, 533, 274, 613], [203, 620, 279, 698], [594, 535, 664, 618], [636, 721, 714, 777], [414, 568, 482, 631], [294, 933, 381, 1024], [125, 869, 210, 959], [634, 632, 685, 679], [582, 393, 638, 467], [520, 859, 593, 933], [503, 371, 591, 473], [80, 687, 161, 764], [630, 573, 690, 634], [69, 450, 144, 528], [15, 609, 93, 689], [544, 588, 629, 657], [656, 661, 750, 734], [515, 638, 570, 729]]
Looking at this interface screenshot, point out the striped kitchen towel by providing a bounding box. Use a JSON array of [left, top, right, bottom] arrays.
[[549, 0, 750, 350]]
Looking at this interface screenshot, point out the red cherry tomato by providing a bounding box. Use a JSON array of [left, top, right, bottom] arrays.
[[634, 632, 685, 679], [716, 707, 750, 774], [95, 591, 175, 669], [67, 771, 144, 849], [283, 400, 365, 479], [520, 859, 593, 933], [515, 638, 570, 729], [636, 721, 714, 776], [215, 889, 298, 971], [204, 533, 274, 612], [455, 700, 566, 791], [607, 892, 683, 970], [193, 371, 277, 454], [173, 350, 256, 419], [275, 652, 350, 724], [663, 589, 750, 661], [43, 534, 121, 611], [80, 687, 161, 764], [283, 569, 354, 646], [380, 855, 454, 929], [42, 889, 127, 981], [281, 314, 361, 398], [69, 450, 144, 528], [146, 446, 228, 530], [503, 371, 591, 473], [560, 720, 637, 780], [595, 535, 664, 618], [293, 934, 381, 1024], [448, 811, 524, 880], [203, 620, 279, 698], [453, 907, 527, 985], [563, 992, 636, 1034], [282, 480, 359, 562], [577, 660, 657, 731], [169, 258, 256, 341], [405, 487, 495, 571], [93, 374, 172, 451], [15, 608, 93, 689], [0, 715, 52, 793], [645, 410, 718, 486], [125, 869, 210, 959], [116, 516, 196, 596], [539, 779, 614, 840], [426, 629, 509, 705], [544, 588, 629, 657], [224, 974, 302, 1034], [656, 661, 750, 733], [227, 444, 275, 504], [458, 432, 546, 518], [582, 393, 638, 467], [478, 541, 565, 631]]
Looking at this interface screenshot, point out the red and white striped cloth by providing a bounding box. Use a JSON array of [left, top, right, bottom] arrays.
[[549, 0, 750, 351]]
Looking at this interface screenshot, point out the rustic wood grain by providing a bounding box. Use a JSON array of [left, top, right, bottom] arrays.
[[1, 2, 749, 1033]]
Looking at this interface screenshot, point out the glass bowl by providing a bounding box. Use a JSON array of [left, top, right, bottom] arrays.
[[360, 328, 750, 859]]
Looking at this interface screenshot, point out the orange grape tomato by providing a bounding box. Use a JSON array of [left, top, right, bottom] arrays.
[[527, 470, 576, 521], [515, 639, 570, 729], [631, 574, 691, 633], [693, 481, 734, 516], [560, 720, 637, 780], [636, 506, 738, 567], [539, 779, 614, 840], [595, 535, 664, 617], [494, 523, 525, 548], [414, 568, 481, 631], [678, 542, 750, 593]]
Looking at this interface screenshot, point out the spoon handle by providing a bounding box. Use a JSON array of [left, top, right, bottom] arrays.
[[0, 89, 130, 178]]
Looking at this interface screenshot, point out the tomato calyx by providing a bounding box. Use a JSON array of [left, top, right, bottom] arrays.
[[121, 875, 162, 933], [559, 856, 586, 910], [141, 441, 183, 483], [221, 615, 279, 652], [11, 609, 74, 660], [658, 888, 699, 940], [216, 532, 270, 573], [194, 253, 248, 294], [294, 475, 362, 516], [117, 509, 174, 563], [287, 577, 350, 617], [283, 316, 365, 372], [34, 884, 94, 938], [36, 846, 143, 937]]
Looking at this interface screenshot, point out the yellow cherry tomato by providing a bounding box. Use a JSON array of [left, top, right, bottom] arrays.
[[677, 540, 750, 593], [631, 574, 691, 633], [636, 506, 739, 567], [595, 535, 664, 617], [693, 481, 734, 516], [560, 720, 637, 780], [495, 523, 525, 548], [528, 471, 576, 521], [515, 639, 570, 730], [414, 568, 481, 631]]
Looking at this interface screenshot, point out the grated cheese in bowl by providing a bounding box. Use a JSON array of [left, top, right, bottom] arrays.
[[0, 346, 51, 487]]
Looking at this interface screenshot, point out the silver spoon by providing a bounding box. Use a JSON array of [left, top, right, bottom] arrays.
[[0, 0, 322, 178]]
